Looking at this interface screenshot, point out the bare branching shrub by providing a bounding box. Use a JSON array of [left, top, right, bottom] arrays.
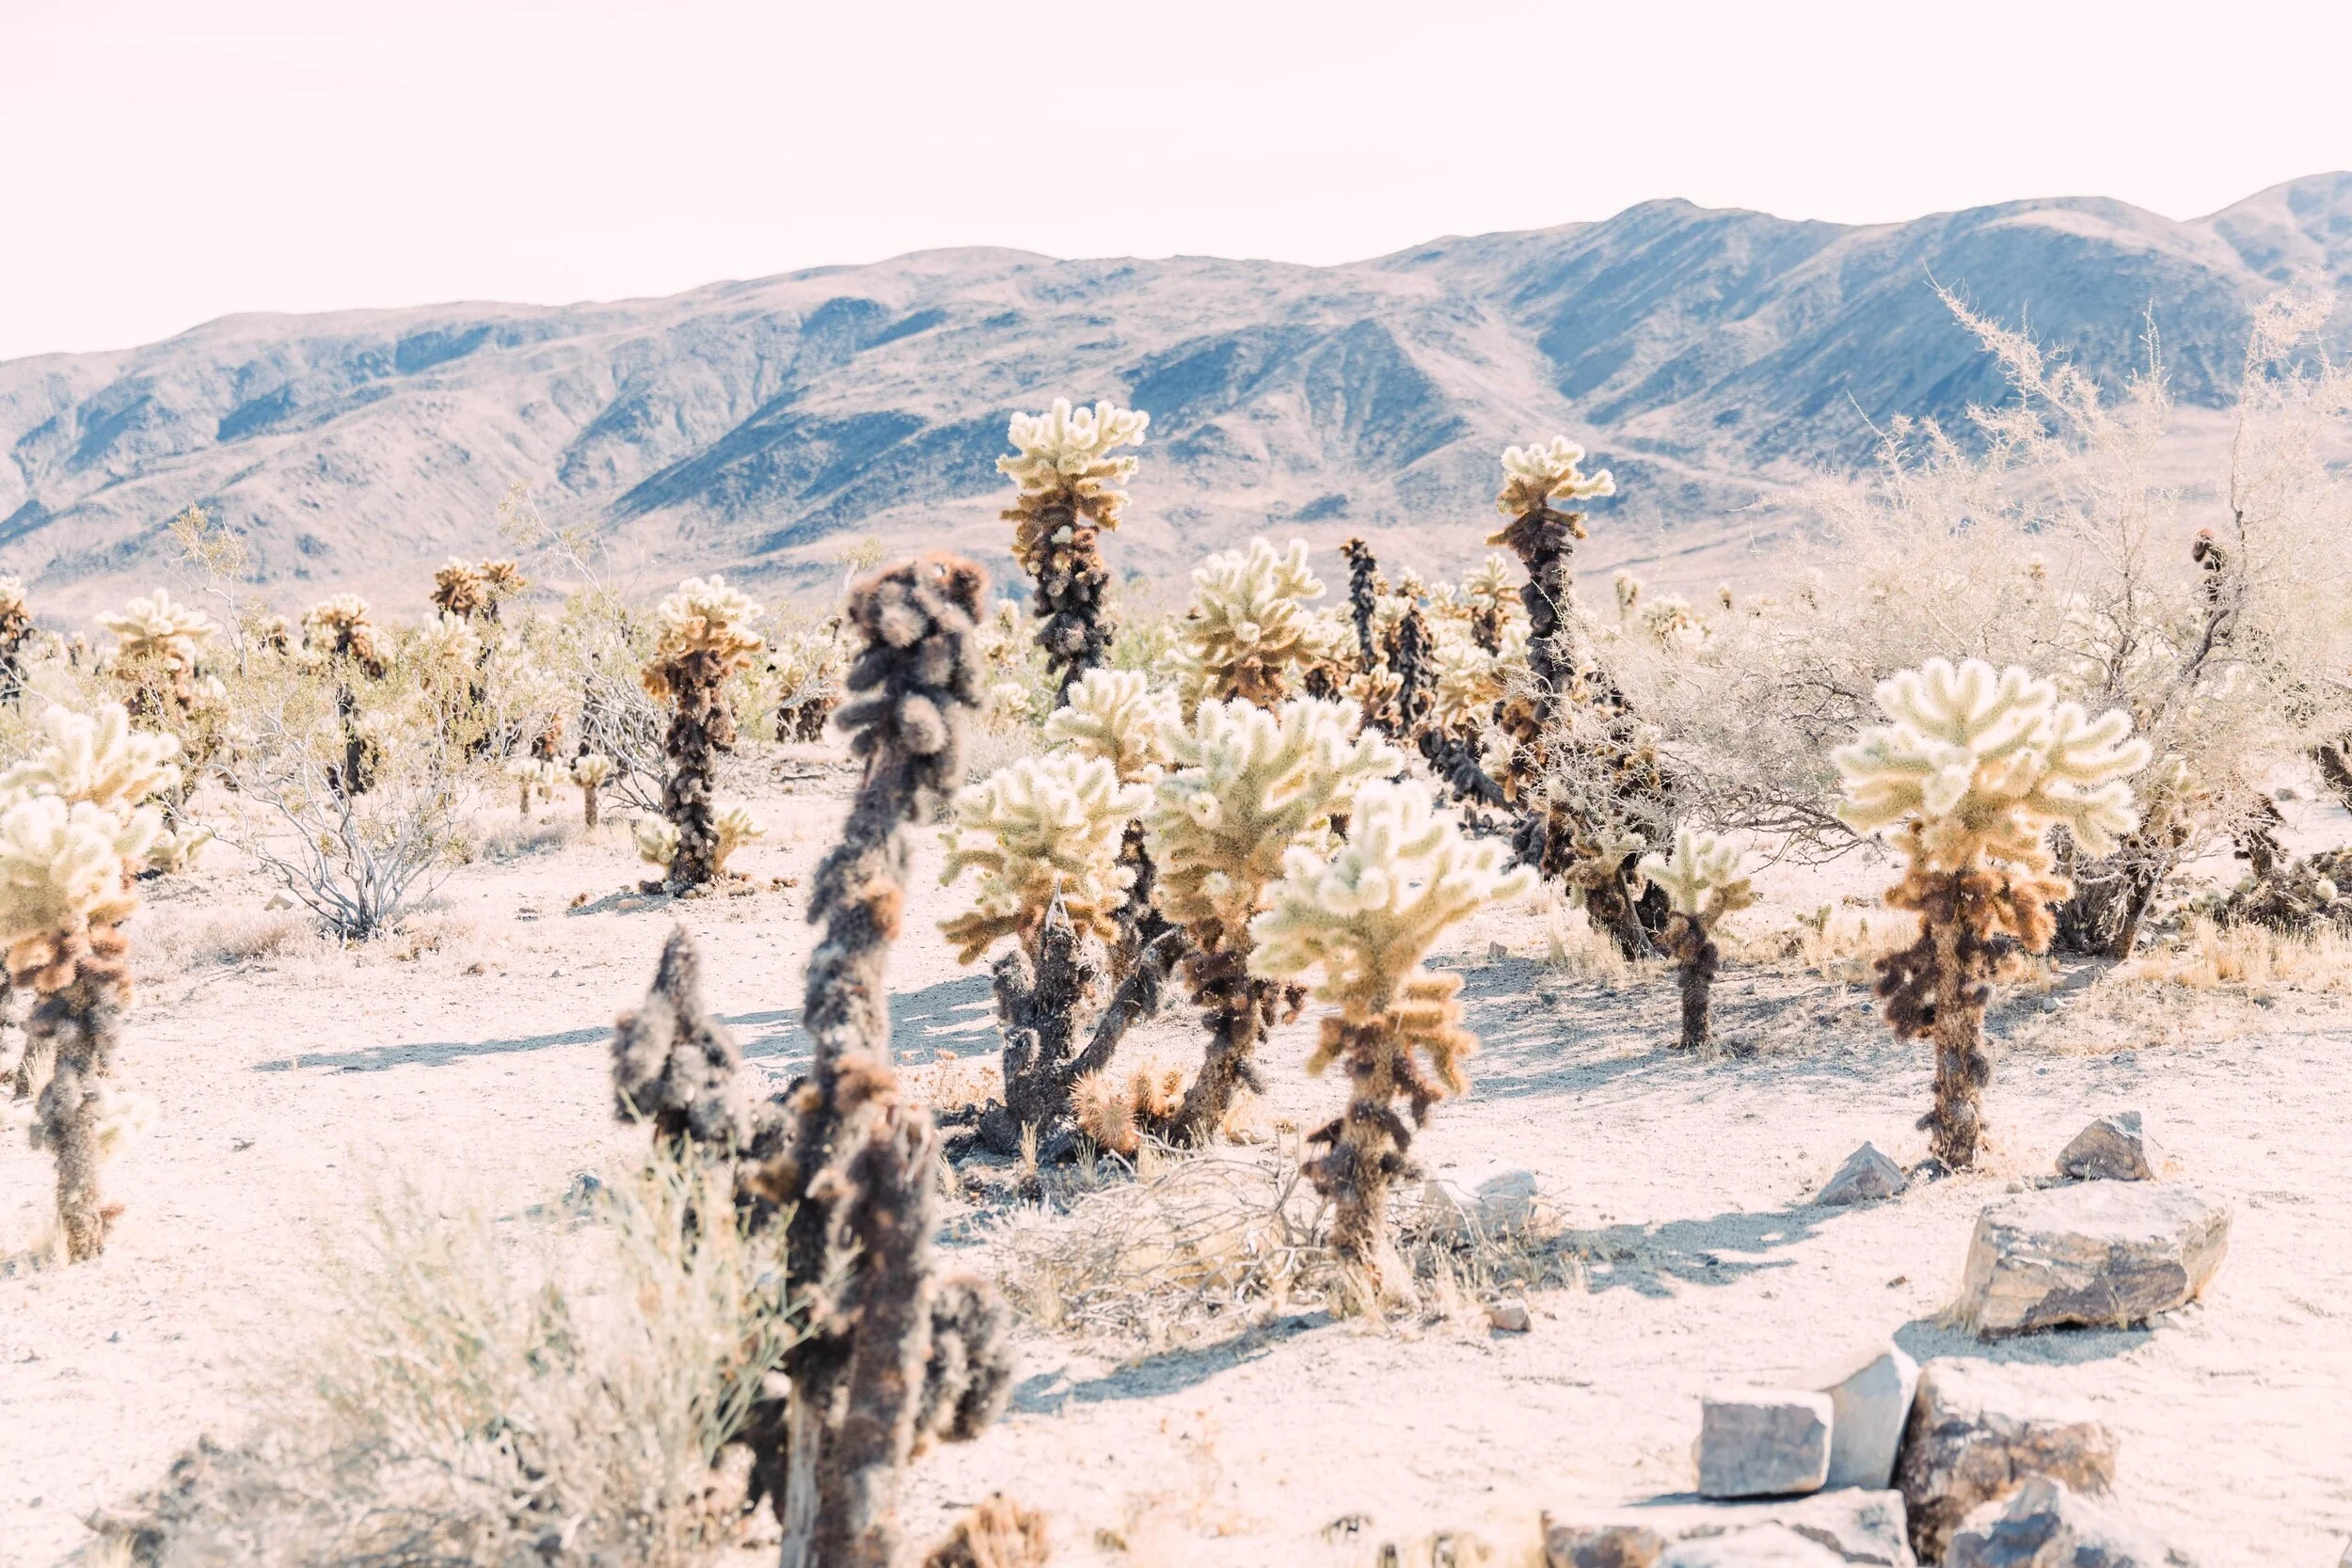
[[96, 1164, 798, 1568]]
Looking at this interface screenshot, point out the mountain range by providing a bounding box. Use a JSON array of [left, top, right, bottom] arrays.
[[5, 172, 2349, 621]]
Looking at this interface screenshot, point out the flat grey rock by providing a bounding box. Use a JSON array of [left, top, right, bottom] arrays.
[[2056, 1112, 2162, 1181], [1664, 1524, 1850, 1566], [1817, 1344, 1919, 1490], [1814, 1143, 1907, 1206], [1699, 1390, 1833, 1498], [1957, 1182, 2230, 1336], [1942, 1477, 2167, 1567], [1542, 1492, 1914, 1566], [1897, 1360, 2118, 1563]]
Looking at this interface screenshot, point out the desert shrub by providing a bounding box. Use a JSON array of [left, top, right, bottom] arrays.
[[94, 1164, 798, 1568]]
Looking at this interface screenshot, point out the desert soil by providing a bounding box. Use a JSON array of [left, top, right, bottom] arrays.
[[3, 746, 2348, 1567]]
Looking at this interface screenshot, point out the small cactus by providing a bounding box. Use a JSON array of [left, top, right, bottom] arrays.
[[1835, 657, 2146, 1168], [1635, 827, 1756, 1050], [570, 750, 613, 828], [1165, 538, 1330, 713], [1248, 780, 1532, 1304]]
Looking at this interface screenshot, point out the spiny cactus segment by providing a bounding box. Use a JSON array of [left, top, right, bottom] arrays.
[[998, 398, 1150, 701], [642, 577, 765, 892]]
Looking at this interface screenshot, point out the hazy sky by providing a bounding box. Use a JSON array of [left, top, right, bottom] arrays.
[[7, 0, 2351, 360]]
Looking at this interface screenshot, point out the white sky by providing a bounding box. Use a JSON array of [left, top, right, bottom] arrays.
[[6, 0, 2351, 361]]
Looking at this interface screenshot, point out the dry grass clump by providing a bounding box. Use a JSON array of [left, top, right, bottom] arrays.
[[135, 909, 315, 975], [94, 1163, 795, 1568], [1534, 887, 1637, 985], [2116, 914, 2352, 991], [474, 814, 580, 863]]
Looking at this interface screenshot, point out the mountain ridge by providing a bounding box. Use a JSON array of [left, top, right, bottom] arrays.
[[5, 173, 2348, 621]]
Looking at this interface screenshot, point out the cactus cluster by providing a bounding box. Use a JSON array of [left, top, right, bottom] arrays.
[[0, 576, 36, 706], [641, 577, 766, 891], [998, 398, 1150, 701], [0, 702, 176, 1260], [1635, 827, 1756, 1050], [1166, 538, 1333, 713], [100, 587, 222, 726], [429, 556, 527, 623], [1836, 657, 2146, 1167], [1248, 779, 1531, 1303]]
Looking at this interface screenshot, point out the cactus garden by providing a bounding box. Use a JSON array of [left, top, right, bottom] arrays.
[[3, 297, 2352, 1568]]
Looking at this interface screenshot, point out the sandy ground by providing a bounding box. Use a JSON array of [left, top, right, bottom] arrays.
[[4, 750, 2350, 1567]]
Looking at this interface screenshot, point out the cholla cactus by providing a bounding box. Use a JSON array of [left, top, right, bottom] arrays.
[[712, 803, 763, 873], [769, 620, 850, 741], [1835, 657, 2147, 1168], [634, 816, 681, 871], [302, 594, 389, 678], [0, 576, 36, 706], [998, 398, 1150, 701], [1248, 780, 1531, 1303], [1145, 696, 1400, 1142], [571, 751, 613, 828], [1461, 554, 1517, 654], [100, 588, 219, 724], [940, 755, 1147, 964], [504, 755, 560, 818], [0, 703, 172, 1262], [1635, 827, 1756, 1050], [1041, 668, 1175, 784], [431, 557, 527, 623], [641, 577, 765, 891], [1165, 538, 1328, 713], [1342, 538, 1386, 672]]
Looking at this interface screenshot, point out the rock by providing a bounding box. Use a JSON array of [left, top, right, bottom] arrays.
[[1814, 1143, 1907, 1206], [1897, 1359, 2119, 1562], [1487, 1297, 1533, 1332], [1941, 1477, 2166, 1567], [1421, 1168, 1540, 1240], [2055, 1112, 2162, 1182], [1697, 1390, 1832, 1498], [1543, 1523, 1668, 1568], [1815, 1343, 1919, 1489], [1664, 1525, 1851, 1565], [1956, 1182, 2231, 1336], [1544, 1493, 1914, 1566]]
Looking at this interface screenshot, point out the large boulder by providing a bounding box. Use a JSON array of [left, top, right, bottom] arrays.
[[1941, 1477, 2167, 1567], [2055, 1112, 2163, 1182], [1697, 1390, 1833, 1498], [1814, 1143, 1907, 1206], [1542, 1492, 1914, 1567], [1817, 1344, 1920, 1490], [1956, 1182, 2229, 1336], [1896, 1360, 2119, 1563]]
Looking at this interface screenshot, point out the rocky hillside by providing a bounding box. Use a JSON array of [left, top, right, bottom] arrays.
[[5, 173, 2348, 619]]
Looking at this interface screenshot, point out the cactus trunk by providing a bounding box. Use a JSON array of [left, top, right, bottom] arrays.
[[31, 946, 129, 1262], [1663, 913, 1716, 1051], [581, 779, 600, 830], [1165, 947, 1279, 1146], [1310, 1016, 1417, 1308], [1924, 896, 1988, 1170], [660, 651, 730, 890]]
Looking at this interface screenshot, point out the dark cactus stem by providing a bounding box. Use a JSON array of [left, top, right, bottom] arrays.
[[1342, 537, 1382, 673], [1389, 598, 1435, 740], [0, 597, 35, 709], [1662, 913, 1717, 1051], [1875, 870, 2000, 1170], [660, 649, 734, 891], [1161, 942, 1298, 1146], [978, 900, 1096, 1154], [29, 931, 132, 1262], [767, 555, 1012, 1568], [334, 683, 373, 798], [1015, 497, 1114, 704]]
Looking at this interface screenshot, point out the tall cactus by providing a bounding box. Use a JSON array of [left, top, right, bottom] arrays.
[[0, 703, 177, 1260], [1835, 658, 2146, 1168], [997, 398, 1149, 702], [1249, 780, 1530, 1304]]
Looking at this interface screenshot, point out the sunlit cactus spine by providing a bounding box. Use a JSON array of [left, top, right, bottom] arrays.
[[0, 702, 177, 1261], [0, 577, 37, 706], [1043, 666, 1181, 980], [1166, 537, 1330, 714], [1835, 657, 2146, 1169], [571, 750, 613, 828], [1248, 779, 1531, 1305], [1636, 827, 1756, 1051], [641, 576, 765, 892], [1145, 695, 1400, 1144], [997, 398, 1149, 703]]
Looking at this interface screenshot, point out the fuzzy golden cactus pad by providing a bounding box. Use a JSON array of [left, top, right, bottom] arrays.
[[1146, 696, 1399, 942], [1493, 436, 1614, 520], [1165, 538, 1330, 710], [1041, 669, 1175, 784], [1834, 656, 2149, 873], [643, 575, 766, 701], [1248, 779, 1533, 1023], [939, 753, 1148, 962], [996, 397, 1150, 542], [0, 704, 182, 819]]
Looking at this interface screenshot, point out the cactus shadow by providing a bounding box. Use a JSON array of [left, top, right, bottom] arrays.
[[1009, 1314, 1326, 1413], [253, 1024, 612, 1071], [738, 972, 999, 1067], [1565, 1202, 1849, 1299], [1892, 1313, 2154, 1367]]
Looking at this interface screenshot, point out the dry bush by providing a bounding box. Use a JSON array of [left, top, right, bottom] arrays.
[[474, 814, 579, 863], [904, 1050, 1007, 1117], [95, 1162, 796, 1568], [2115, 914, 2352, 992], [1534, 887, 1636, 984], [134, 909, 315, 978]]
